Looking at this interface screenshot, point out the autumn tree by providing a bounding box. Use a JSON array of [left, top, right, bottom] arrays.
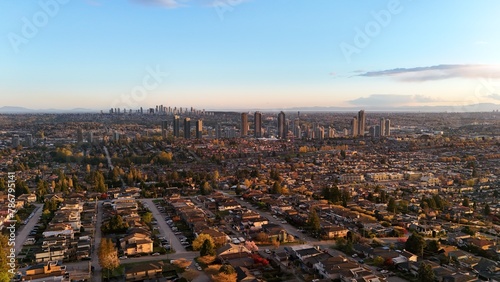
[[244, 241, 259, 252], [271, 181, 282, 194], [255, 232, 269, 243], [211, 272, 237, 282], [192, 234, 215, 251], [197, 255, 216, 265], [219, 264, 235, 275], [203, 181, 213, 195], [0, 234, 14, 282], [173, 258, 191, 269], [98, 238, 120, 275]]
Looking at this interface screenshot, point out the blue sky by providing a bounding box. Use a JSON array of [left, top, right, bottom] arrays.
[[1, 0, 500, 110]]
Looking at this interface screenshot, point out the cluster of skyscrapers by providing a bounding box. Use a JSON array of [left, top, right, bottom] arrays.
[[11, 134, 33, 148], [109, 105, 212, 116], [351, 110, 390, 137], [167, 116, 203, 139]]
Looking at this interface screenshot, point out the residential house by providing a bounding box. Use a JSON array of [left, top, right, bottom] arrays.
[[199, 228, 228, 247], [125, 262, 163, 281], [322, 226, 348, 240], [121, 232, 153, 256]]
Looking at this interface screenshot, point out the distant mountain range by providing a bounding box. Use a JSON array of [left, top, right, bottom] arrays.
[[285, 103, 500, 113], [0, 106, 97, 113], [1, 103, 499, 113]]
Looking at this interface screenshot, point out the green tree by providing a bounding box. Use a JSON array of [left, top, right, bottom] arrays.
[[426, 240, 440, 254], [308, 208, 321, 233], [15, 179, 30, 197], [102, 215, 129, 234], [462, 198, 469, 207], [484, 203, 491, 215], [417, 262, 435, 282], [405, 232, 426, 257], [200, 239, 216, 256], [387, 197, 397, 213], [142, 212, 153, 224]]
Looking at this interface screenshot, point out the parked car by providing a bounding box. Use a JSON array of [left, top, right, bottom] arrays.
[[152, 253, 160, 256], [119, 256, 128, 260]]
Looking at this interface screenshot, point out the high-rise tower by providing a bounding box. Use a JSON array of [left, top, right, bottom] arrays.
[[385, 119, 391, 136], [351, 117, 358, 137], [241, 113, 248, 137], [358, 110, 366, 137], [380, 118, 385, 137], [254, 111, 262, 138], [173, 115, 180, 137], [184, 117, 191, 139], [196, 120, 203, 139], [277, 111, 286, 139]]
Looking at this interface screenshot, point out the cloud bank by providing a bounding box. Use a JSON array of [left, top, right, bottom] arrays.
[[348, 94, 441, 107], [357, 64, 500, 82]]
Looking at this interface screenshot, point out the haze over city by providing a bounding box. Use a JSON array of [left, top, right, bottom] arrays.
[[2, 0, 500, 111]]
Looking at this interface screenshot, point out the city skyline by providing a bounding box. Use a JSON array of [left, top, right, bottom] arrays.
[[2, 1, 500, 110]]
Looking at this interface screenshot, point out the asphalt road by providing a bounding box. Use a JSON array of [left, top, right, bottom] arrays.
[[142, 198, 188, 254], [91, 201, 104, 282], [15, 203, 43, 255]]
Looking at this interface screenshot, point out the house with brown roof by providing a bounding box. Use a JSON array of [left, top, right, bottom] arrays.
[[199, 228, 228, 247], [120, 232, 153, 256], [125, 262, 163, 281]]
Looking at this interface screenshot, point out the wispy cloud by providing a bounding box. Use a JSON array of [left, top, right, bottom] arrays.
[[488, 93, 500, 101], [357, 64, 500, 82], [132, 0, 249, 8], [348, 94, 441, 107], [132, 0, 187, 8]]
